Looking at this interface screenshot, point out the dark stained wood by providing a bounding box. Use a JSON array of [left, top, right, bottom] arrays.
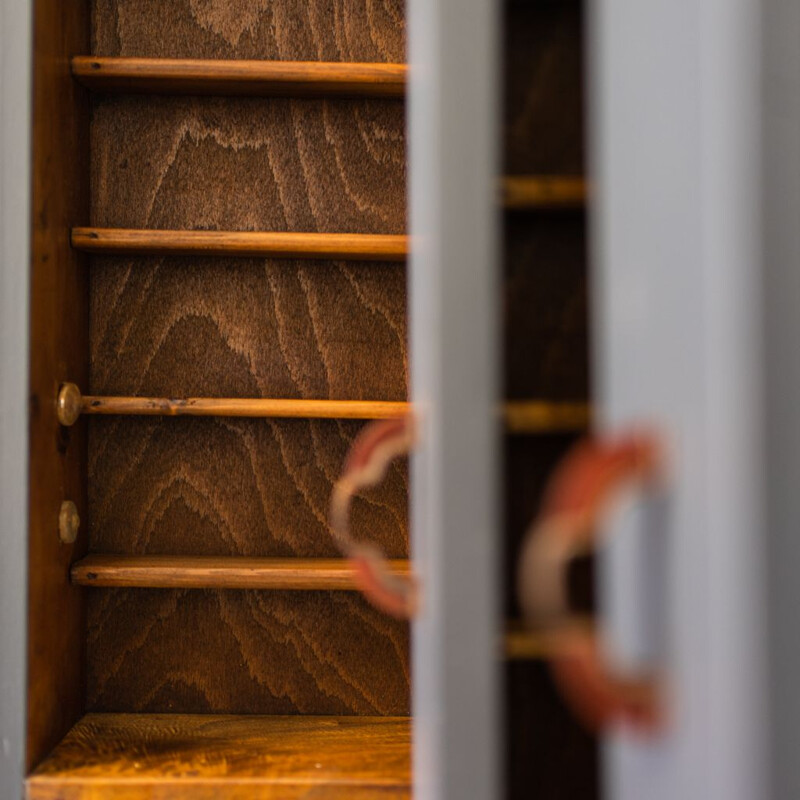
[[504, 215, 589, 401], [88, 418, 409, 560], [27, 713, 411, 799], [506, 662, 598, 800], [88, 95, 405, 235], [73, 228, 408, 260], [27, 0, 90, 772], [88, 258, 408, 402], [85, 590, 410, 715], [82, 0, 411, 720], [503, 2, 584, 175], [502, 2, 595, 798], [91, 0, 406, 63], [72, 554, 412, 589], [73, 56, 407, 97]]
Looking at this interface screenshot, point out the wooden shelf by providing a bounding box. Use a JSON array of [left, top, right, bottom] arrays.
[[80, 395, 410, 421], [72, 56, 407, 98], [70, 554, 566, 661], [501, 175, 587, 210], [59, 385, 590, 433], [27, 713, 411, 800], [71, 555, 412, 590], [504, 400, 590, 433], [69, 555, 567, 662], [505, 626, 564, 661], [71, 228, 408, 261]]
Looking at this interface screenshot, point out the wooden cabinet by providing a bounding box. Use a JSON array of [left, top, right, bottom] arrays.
[[8, 0, 595, 797], [4, 0, 786, 798], [25, 2, 413, 797]]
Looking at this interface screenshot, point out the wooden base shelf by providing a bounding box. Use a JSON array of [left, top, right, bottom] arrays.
[[72, 56, 407, 98], [71, 228, 408, 261], [501, 176, 587, 209], [26, 713, 411, 800], [71, 555, 412, 590]]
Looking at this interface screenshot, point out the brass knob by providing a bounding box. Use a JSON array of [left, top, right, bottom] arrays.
[[58, 500, 80, 544], [57, 383, 82, 426]]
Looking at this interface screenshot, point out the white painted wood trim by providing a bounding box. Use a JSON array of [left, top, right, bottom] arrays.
[[761, 0, 800, 796], [407, 0, 502, 798], [0, 0, 32, 795], [588, 0, 769, 797]]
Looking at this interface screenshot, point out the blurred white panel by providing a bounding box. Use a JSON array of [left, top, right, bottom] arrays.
[[588, 0, 768, 797], [407, 0, 502, 797]]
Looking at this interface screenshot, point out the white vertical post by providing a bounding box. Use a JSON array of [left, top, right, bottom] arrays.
[[0, 0, 32, 795], [588, 0, 768, 798], [407, 0, 501, 798]]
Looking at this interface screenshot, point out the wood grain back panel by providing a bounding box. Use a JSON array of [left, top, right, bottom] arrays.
[[86, 0, 409, 717], [89, 418, 408, 558], [90, 96, 405, 233], [86, 590, 409, 714], [89, 258, 407, 399], [91, 0, 405, 62]]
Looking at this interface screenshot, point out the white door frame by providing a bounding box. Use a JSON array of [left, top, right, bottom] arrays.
[[0, 0, 33, 796], [407, 0, 502, 798]]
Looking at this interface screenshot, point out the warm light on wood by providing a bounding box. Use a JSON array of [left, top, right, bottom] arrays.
[[70, 555, 576, 659], [504, 628, 558, 660], [501, 176, 587, 209], [27, 714, 411, 799], [71, 228, 408, 261], [504, 401, 590, 433], [504, 619, 595, 660], [71, 555, 412, 590], [57, 385, 590, 432], [72, 56, 407, 97], [81, 394, 410, 420]]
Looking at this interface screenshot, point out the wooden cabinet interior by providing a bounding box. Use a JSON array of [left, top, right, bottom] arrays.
[[502, 1, 598, 799], [25, 0, 593, 797]]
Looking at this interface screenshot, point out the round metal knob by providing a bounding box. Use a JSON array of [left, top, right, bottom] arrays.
[[57, 382, 82, 427], [58, 500, 80, 544]]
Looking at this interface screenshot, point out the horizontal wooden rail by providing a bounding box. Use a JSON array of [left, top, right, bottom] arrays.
[[71, 555, 412, 590], [71, 228, 408, 261], [81, 395, 408, 422], [72, 56, 407, 97], [504, 400, 590, 433], [57, 384, 590, 432], [501, 176, 587, 210], [69, 557, 575, 660], [504, 621, 595, 660], [504, 628, 558, 660]]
